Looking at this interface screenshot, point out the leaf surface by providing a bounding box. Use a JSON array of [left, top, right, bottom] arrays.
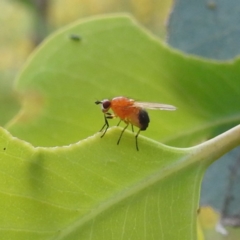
[[1, 125, 240, 239]]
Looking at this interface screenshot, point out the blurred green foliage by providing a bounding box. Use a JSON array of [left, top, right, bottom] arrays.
[[0, 0, 172, 125]]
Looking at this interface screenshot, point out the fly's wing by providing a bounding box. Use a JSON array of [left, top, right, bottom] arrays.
[[134, 101, 177, 110]]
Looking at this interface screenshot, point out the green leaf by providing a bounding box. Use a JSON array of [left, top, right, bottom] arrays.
[[0, 124, 240, 239]]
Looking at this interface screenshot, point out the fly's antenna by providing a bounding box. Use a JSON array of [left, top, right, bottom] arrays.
[[95, 100, 102, 105]]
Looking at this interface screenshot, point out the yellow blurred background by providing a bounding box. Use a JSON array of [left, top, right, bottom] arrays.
[[0, 0, 173, 83]]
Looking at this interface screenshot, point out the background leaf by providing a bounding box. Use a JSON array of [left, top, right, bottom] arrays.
[[167, 0, 240, 60], [167, 0, 240, 230], [0, 77, 19, 125]]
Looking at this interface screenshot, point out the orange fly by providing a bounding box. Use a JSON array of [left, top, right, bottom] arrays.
[[95, 96, 176, 151]]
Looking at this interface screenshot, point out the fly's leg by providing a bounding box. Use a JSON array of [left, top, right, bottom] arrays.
[[99, 113, 116, 138], [117, 120, 134, 132], [135, 129, 141, 151], [131, 124, 134, 133], [117, 118, 133, 132], [117, 119, 122, 126], [99, 114, 109, 138], [117, 123, 129, 145]]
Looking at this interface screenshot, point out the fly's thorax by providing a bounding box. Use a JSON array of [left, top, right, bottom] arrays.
[[111, 97, 134, 118]]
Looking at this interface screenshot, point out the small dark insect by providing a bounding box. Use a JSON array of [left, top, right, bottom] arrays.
[[69, 34, 81, 41], [95, 96, 176, 151]]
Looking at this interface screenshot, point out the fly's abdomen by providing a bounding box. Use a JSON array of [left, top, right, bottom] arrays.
[[138, 109, 150, 130]]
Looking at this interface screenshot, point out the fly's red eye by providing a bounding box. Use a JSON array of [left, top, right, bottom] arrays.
[[102, 100, 111, 110]]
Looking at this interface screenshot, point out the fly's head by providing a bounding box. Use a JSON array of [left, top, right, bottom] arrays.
[[95, 99, 111, 113]]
